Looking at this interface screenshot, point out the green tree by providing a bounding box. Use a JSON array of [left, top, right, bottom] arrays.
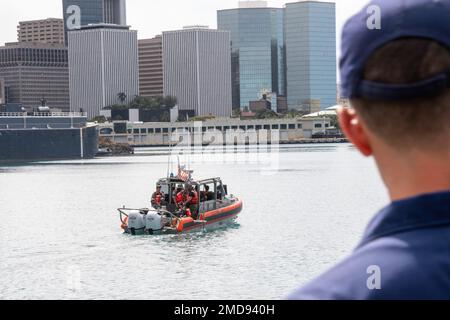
[[255, 109, 279, 119], [163, 95, 178, 108], [117, 92, 127, 104], [129, 95, 147, 108], [90, 116, 107, 123], [232, 108, 242, 118]]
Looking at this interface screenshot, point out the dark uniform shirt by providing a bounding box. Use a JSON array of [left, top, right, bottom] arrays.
[[288, 190, 450, 300]]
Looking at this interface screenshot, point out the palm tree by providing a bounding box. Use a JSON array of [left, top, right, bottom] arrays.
[[117, 92, 127, 105]]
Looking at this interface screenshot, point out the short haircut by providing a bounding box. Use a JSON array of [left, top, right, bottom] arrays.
[[351, 38, 450, 151]]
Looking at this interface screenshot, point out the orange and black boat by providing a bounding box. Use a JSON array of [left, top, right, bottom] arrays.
[[118, 177, 243, 235]]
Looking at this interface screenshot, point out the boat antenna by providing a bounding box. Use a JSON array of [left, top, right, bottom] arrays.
[[167, 129, 172, 179]]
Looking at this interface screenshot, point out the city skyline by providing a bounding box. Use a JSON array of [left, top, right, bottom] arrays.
[[1, 0, 367, 59]]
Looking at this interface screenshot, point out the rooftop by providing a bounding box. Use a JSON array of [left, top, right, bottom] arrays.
[[18, 18, 63, 24], [2, 42, 67, 49], [183, 25, 209, 30], [239, 0, 268, 8], [71, 23, 131, 31]]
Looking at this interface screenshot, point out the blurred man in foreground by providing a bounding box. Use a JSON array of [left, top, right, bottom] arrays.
[[289, 0, 450, 299]]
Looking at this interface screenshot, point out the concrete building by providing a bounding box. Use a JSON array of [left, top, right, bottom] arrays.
[[98, 117, 332, 146], [138, 36, 163, 97], [0, 79, 5, 105], [163, 26, 232, 118], [0, 42, 70, 111], [285, 1, 337, 110], [17, 18, 65, 44], [0, 79, 6, 105], [217, 3, 286, 109], [68, 24, 139, 118], [62, 0, 127, 43]]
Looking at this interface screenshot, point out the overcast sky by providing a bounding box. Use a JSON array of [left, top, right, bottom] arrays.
[[1, 0, 369, 55]]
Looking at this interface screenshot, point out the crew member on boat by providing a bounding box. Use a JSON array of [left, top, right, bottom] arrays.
[[184, 185, 199, 219], [174, 185, 185, 210], [201, 185, 214, 202], [151, 185, 165, 208]]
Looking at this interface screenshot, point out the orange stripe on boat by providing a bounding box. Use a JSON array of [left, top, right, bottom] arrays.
[[203, 200, 242, 220], [176, 200, 242, 233]]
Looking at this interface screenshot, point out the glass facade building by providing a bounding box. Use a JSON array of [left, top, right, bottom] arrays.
[[285, 1, 337, 110], [217, 8, 285, 109], [62, 0, 126, 42]]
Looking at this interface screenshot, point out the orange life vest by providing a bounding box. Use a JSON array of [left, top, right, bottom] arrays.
[[189, 190, 199, 205], [176, 191, 184, 204]]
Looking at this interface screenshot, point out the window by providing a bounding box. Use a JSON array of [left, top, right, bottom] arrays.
[[281, 124, 287, 130], [255, 125, 262, 130], [297, 124, 303, 129], [315, 124, 322, 128], [163, 128, 169, 133], [272, 125, 279, 130], [133, 129, 139, 134], [155, 128, 161, 133], [140, 128, 147, 134], [148, 128, 154, 133], [239, 126, 246, 130], [264, 125, 270, 130], [288, 124, 296, 129]]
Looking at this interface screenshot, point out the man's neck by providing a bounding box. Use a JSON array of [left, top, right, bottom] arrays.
[[375, 149, 450, 202]]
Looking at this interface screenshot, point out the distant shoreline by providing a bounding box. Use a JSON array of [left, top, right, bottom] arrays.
[[129, 138, 349, 148]]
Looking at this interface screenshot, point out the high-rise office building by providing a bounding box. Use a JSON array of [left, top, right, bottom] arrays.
[[285, 1, 337, 110], [0, 43, 70, 111], [62, 0, 127, 42], [17, 18, 65, 44], [163, 27, 232, 118], [68, 24, 139, 118], [138, 36, 163, 97], [0, 79, 5, 105], [217, 3, 285, 109]]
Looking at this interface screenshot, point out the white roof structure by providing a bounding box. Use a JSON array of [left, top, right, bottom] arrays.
[[239, 1, 268, 8], [301, 105, 340, 118]]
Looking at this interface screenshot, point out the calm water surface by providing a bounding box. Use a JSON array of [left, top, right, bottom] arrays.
[[0, 144, 388, 299]]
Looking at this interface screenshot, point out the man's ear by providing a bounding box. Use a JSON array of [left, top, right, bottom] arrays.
[[338, 106, 373, 157]]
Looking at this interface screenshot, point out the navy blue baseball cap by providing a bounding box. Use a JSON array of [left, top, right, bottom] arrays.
[[340, 0, 450, 100]]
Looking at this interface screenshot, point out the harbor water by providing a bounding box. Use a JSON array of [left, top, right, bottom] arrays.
[[0, 144, 388, 299]]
